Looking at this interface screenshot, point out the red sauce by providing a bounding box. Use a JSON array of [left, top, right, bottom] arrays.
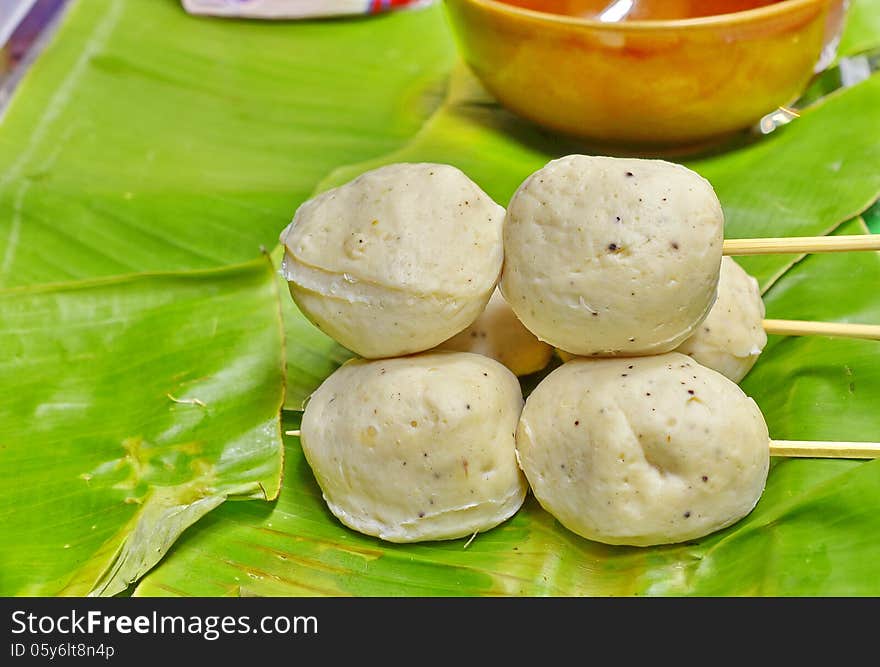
[[497, 0, 791, 21]]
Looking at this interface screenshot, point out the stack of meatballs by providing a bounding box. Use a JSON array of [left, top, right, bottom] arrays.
[[278, 155, 770, 547]]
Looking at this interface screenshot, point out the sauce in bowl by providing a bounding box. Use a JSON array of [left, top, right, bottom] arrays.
[[498, 0, 791, 21]]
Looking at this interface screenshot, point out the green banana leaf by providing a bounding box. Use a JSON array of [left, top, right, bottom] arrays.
[[838, 0, 880, 57], [0, 0, 454, 289], [2, 0, 879, 596], [0, 259, 284, 596], [864, 200, 880, 233]]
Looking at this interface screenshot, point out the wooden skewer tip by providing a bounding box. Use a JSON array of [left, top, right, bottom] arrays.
[[723, 235, 880, 256], [762, 319, 880, 341], [769, 440, 880, 459]]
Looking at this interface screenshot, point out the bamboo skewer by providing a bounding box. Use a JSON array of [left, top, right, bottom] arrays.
[[769, 440, 880, 459], [285, 430, 877, 458], [723, 234, 880, 255], [763, 319, 880, 340]]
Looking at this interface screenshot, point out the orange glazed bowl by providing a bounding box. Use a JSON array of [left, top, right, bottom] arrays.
[[443, 0, 847, 147]]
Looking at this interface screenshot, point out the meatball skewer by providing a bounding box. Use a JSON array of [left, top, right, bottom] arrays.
[[501, 154, 880, 359], [516, 353, 880, 548]]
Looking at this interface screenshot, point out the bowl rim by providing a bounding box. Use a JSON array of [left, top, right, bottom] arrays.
[[451, 0, 835, 30]]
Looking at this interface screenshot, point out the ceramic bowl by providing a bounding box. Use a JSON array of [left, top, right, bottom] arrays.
[[444, 0, 847, 147]]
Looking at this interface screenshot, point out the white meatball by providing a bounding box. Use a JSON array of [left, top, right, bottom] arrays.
[[501, 155, 723, 356], [434, 289, 554, 376], [557, 260, 766, 382], [300, 352, 528, 543], [280, 163, 505, 358], [516, 353, 769, 546], [676, 257, 767, 382]]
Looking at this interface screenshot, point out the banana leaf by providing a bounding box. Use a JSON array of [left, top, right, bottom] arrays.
[[0, 259, 284, 596], [838, 0, 880, 57], [2, 0, 879, 596], [0, 0, 454, 289], [864, 200, 880, 233]]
